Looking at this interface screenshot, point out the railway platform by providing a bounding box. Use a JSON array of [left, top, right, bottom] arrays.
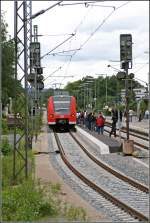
[[76, 115, 149, 154], [77, 125, 122, 154]]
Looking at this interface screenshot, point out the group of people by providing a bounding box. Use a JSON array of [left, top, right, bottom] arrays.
[[77, 111, 106, 134], [77, 109, 121, 137]]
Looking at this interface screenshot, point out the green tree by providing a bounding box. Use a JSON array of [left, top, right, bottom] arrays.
[[140, 99, 147, 115], [1, 14, 23, 109]]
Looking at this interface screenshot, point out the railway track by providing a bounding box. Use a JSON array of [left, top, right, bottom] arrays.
[[53, 131, 149, 222], [105, 128, 149, 150], [77, 123, 149, 150], [70, 131, 149, 193], [105, 121, 149, 138]]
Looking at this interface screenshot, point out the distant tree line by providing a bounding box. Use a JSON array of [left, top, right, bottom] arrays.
[[64, 75, 144, 112]]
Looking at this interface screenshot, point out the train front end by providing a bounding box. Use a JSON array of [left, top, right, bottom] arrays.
[[47, 95, 76, 130]]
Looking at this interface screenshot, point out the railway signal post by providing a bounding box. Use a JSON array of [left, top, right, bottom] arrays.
[[120, 34, 134, 154]]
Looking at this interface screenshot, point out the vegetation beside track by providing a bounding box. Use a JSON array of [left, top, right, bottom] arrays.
[[2, 133, 87, 222]]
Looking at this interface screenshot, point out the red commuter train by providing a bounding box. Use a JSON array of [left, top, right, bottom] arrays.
[[47, 95, 76, 130]]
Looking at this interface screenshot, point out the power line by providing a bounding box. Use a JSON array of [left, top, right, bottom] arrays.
[[47, 48, 81, 56], [41, 33, 75, 59], [80, 1, 130, 49], [59, 1, 103, 7], [132, 62, 149, 73], [43, 67, 62, 81], [32, 33, 74, 37], [63, 1, 130, 80], [74, 2, 94, 33]]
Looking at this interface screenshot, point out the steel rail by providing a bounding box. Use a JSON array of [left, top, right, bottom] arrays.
[[54, 131, 149, 222], [105, 121, 149, 138], [70, 131, 149, 193]]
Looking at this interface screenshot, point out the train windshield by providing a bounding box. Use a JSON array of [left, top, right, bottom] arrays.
[[53, 96, 71, 114]]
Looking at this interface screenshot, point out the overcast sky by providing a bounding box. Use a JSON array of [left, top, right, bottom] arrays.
[[1, 1, 149, 89]]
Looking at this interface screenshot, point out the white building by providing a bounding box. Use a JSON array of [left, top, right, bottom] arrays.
[[121, 87, 147, 102]]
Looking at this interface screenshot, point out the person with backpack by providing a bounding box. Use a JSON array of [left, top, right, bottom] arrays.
[[96, 112, 105, 134]]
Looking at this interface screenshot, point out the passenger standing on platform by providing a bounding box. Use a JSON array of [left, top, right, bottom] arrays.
[[109, 109, 118, 138], [120, 110, 123, 122], [96, 112, 105, 134], [80, 111, 84, 126], [138, 112, 142, 122], [91, 112, 96, 131], [87, 112, 93, 130]]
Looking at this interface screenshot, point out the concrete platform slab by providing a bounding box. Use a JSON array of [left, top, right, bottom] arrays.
[[76, 126, 122, 153]]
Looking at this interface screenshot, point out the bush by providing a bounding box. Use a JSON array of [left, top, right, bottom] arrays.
[[2, 180, 87, 222], [2, 118, 8, 134], [2, 139, 34, 187], [1, 137, 12, 156], [2, 180, 61, 221], [65, 205, 87, 221]]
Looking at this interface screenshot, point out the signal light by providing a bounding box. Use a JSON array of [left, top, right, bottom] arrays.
[[120, 34, 132, 69]]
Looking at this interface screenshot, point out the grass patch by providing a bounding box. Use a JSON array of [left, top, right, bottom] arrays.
[[64, 204, 87, 221], [2, 117, 87, 222], [2, 180, 60, 221], [2, 118, 9, 134], [2, 180, 87, 221], [1, 137, 12, 156], [2, 139, 34, 187]]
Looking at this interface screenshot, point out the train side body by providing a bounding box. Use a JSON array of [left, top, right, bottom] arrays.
[[47, 95, 76, 129]]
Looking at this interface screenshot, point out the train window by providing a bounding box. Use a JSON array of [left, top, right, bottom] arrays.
[[53, 96, 71, 102], [52, 96, 71, 114], [54, 102, 70, 114]]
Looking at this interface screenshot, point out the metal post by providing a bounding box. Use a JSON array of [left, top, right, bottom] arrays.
[[84, 86, 86, 110], [33, 25, 38, 141], [125, 62, 129, 140], [0, 2, 2, 221], [106, 74, 108, 105], [34, 69, 37, 141], [95, 78, 96, 109], [13, 0, 32, 181], [23, 1, 29, 178]]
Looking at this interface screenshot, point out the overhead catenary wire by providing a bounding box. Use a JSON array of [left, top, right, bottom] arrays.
[[40, 33, 75, 59], [32, 33, 74, 37], [62, 1, 130, 82], [43, 55, 70, 82], [47, 48, 81, 56], [132, 62, 149, 74], [59, 1, 103, 7], [43, 1, 130, 87], [43, 67, 62, 81], [41, 1, 112, 83], [80, 1, 130, 49]]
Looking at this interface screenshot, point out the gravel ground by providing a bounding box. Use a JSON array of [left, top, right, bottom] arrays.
[[33, 112, 149, 222], [33, 114, 109, 222], [48, 134, 137, 222], [56, 132, 149, 218], [75, 130, 149, 186]]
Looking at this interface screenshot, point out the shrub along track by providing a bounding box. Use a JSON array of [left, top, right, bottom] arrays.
[[54, 131, 149, 222]]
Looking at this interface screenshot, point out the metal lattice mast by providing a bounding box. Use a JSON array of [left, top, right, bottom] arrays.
[[0, 2, 2, 221], [13, 0, 32, 182]]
